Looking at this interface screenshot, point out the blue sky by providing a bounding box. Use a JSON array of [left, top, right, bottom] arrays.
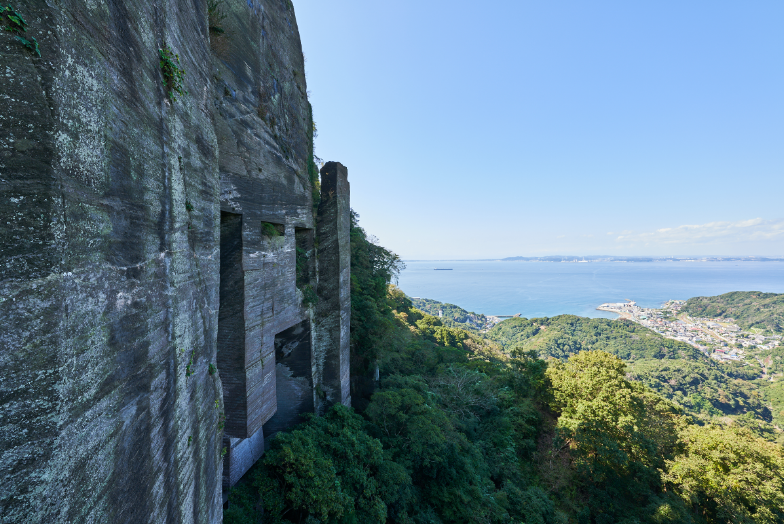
[[295, 1, 784, 259]]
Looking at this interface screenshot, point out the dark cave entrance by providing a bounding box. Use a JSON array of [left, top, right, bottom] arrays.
[[218, 211, 246, 437], [262, 320, 314, 443]]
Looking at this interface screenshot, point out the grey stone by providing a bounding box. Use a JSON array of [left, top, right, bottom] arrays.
[[314, 162, 352, 408], [223, 430, 264, 494], [12, 139, 36, 152], [0, 0, 351, 522]]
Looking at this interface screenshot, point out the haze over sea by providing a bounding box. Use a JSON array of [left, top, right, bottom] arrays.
[[397, 261, 784, 319]]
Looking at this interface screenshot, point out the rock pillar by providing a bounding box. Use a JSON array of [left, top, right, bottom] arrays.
[[314, 162, 352, 409]]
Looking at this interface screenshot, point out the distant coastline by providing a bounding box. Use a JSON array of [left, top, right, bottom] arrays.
[[500, 256, 784, 263], [405, 256, 784, 263], [398, 259, 784, 319]]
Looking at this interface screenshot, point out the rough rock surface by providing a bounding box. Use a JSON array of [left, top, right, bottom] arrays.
[[0, 1, 350, 522], [314, 162, 352, 408]]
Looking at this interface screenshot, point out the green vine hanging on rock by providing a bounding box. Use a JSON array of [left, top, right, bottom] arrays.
[[159, 46, 187, 102], [2, 5, 40, 57]]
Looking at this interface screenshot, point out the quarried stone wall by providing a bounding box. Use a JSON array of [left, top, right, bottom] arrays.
[[1, 0, 352, 522], [1, 1, 223, 522]]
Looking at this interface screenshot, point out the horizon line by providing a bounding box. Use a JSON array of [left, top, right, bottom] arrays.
[[401, 255, 784, 262]]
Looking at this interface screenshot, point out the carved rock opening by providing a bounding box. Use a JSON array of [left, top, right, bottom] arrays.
[[218, 211, 247, 437], [263, 320, 314, 445]]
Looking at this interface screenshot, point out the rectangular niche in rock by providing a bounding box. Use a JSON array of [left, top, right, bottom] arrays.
[[218, 211, 247, 437], [260, 221, 286, 252], [261, 221, 285, 237], [262, 320, 314, 444]]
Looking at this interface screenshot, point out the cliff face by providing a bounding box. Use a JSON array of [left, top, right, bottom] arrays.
[[0, 1, 348, 522]]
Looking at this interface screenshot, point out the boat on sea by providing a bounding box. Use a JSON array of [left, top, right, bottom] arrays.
[[434, 268, 453, 270]]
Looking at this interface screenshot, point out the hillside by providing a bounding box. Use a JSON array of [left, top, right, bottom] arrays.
[[682, 291, 784, 333], [487, 315, 701, 361], [487, 315, 782, 432], [759, 345, 784, 428], [625, 358, 769, 420], [410, 297, 490, 331]]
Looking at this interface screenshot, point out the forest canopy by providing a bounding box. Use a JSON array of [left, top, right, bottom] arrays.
[[682, 291, 784, 334]]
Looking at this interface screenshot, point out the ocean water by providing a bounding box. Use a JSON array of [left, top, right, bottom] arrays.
[[396, 261, 784, 319]]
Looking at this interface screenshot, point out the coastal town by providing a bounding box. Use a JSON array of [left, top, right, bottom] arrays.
[[412, 295, 783, 366], [597, 299, 782, 363]]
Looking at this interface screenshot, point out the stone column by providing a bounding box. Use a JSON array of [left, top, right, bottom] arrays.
[[314, 162, 351, 409]]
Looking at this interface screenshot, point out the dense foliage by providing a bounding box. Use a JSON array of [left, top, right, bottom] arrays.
[[410, 298, 488, 331], [663, 424, 784, 523], [487, 315, 784, 432], [626, 359, 769, 420], [682, 291, 784, 334], [488, 315, 701, 361], [764, 376, 784, 429], [348, 210, 405, 382], [225, 217, 784, 524]]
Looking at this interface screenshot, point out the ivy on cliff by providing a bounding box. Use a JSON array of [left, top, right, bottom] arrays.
[[307, 103, 321, 213], [159, 46, 187, 101], [2, 5, 40, 56]]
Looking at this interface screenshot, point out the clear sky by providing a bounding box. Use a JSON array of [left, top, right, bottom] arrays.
[[295, 1, 784, 259]]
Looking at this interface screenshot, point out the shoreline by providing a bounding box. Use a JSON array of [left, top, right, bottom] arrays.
[[596, 305, 631, 320]]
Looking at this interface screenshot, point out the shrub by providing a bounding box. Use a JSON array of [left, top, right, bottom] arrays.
[[159, 46, 187, 101]]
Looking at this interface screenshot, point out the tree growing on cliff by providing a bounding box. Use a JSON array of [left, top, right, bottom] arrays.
[[349, 210, 404, 383]]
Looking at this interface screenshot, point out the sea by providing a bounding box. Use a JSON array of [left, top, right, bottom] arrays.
[[396, 260, 784, 319]]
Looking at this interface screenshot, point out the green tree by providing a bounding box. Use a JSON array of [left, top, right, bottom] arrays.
[[365, 378, 504, 523], [663, 424, 784, 523], [546, 351, 680, 482], [349, 210, 404, 382], [252, 405, 410, 524]]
